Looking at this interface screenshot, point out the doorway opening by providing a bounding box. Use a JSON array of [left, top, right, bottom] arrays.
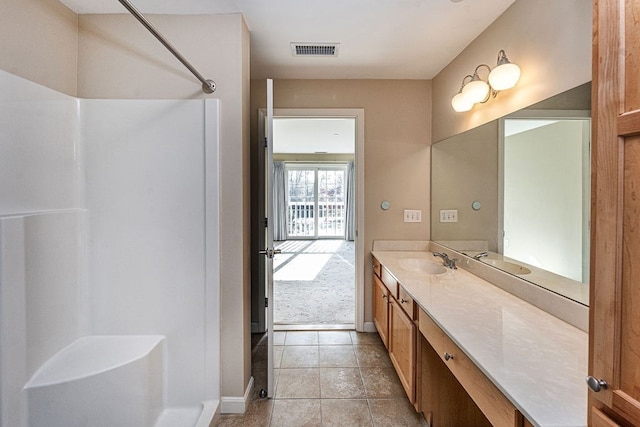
[[272, 117, 356, 329]]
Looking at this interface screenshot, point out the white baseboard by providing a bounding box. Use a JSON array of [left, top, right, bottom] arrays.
[[363, 321, 377, 333], [220, 376, 254, 414]]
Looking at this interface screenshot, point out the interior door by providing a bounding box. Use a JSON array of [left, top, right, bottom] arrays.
[[589, 1, 640, 425], [263, 78, 276, 397]]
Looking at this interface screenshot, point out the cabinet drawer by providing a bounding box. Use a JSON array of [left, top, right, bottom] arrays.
[[373, 256, 381, 278], [419, 308, 522, 427], [398, 286, 416, 320], [381, 266, 398, 298], [419, 307, 444, 349]]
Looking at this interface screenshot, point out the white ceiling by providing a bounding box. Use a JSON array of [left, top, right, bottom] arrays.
[[58, 0, 516, 79], [273, 118, 355, 154]]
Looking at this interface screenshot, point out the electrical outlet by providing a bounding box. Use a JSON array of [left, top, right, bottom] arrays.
[[440, 209, 458, 223], [404, 209, 422, 223]]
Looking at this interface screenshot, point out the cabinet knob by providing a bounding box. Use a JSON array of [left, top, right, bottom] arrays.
[[444, 352, 454, 361], [382, 295, 387, 299], [586, 376, 608, 392], [400, 298, 407, 304]]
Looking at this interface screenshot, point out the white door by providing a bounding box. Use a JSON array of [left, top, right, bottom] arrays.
[[260, 78, 277, 397]]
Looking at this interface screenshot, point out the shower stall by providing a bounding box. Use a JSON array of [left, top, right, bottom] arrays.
[[0, 69, 220, 427]]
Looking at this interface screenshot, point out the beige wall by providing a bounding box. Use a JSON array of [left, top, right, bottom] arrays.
[[78, 13, 251, 399], [251, 79, 432, 323], [432, 0, 591, 142], [0, 0, 78, 95]]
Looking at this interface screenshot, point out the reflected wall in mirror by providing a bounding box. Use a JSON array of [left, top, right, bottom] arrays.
[[431, 83, 591, 306]]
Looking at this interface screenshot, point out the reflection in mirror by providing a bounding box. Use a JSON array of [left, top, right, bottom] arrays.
[[431, 83, 591, 306]]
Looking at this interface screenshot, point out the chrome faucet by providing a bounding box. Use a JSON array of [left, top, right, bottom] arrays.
[[472, 251, 488, 261], [433, 252, 457, 270]]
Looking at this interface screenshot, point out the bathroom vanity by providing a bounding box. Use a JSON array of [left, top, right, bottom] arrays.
[[371, 245, 587, 427]]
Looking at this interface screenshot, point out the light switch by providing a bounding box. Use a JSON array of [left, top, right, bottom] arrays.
[[440, 209, 458, 223], [404, 209, 422, 223]]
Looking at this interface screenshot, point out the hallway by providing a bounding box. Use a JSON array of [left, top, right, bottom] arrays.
[[217, 331, 426, 426]]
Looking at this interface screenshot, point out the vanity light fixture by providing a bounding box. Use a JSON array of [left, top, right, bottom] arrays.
[[451, 49, 521, 112]]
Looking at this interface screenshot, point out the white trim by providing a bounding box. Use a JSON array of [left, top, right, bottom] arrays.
[[272, 108, 366, 332], [363, 322, 377, 333], [220, 376, 254, 414]]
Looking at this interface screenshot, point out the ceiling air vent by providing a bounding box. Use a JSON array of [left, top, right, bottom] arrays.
[[291, 43, 340, 57]]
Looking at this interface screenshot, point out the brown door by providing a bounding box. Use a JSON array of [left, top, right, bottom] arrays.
[[589, 1, 640, 425]]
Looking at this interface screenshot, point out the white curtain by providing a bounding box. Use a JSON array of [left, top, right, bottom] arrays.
[[344, 161, 356, 241], [273, 161, 288, 241]]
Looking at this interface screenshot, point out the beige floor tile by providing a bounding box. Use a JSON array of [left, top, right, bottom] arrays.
[[275, 368, 320, 398], [273, 345, 284, 368], [318, 345, 358, 368], [320, 399, 373, 426], [368, 398, 427, 426], [274, 331, 286, 346], [217, 396, 273, 427], [270, 399, 321, 427], [354, 344, 392, 368], [252, 332, 268, 348], [253, 342, 268, 365], [349, 331, 383, 346], [284, 331, 319, 345], [318, 330, 353, 345], [360, 367, 406, 398], [319, 368, 366, 399], [280, 346, 319, 368]]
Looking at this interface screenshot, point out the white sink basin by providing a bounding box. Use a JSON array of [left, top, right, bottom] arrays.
[[398, 259, 447, 275], [481, 258, 531, 275]]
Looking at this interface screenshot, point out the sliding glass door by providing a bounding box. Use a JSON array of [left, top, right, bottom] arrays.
[[287, 165, 346, 239]]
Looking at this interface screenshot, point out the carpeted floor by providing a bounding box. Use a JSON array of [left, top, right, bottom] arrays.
[[273, 240, 355, 325]]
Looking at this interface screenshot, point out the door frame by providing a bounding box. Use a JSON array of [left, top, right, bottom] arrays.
[[256, 108, 365, 332]]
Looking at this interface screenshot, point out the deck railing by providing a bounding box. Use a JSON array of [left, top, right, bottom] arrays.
[[287, 201, 345, 237]]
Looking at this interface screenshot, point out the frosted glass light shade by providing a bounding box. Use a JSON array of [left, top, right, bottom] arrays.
[[451, 92, 473, 112], [462, 79, 490, 103], [488, 63, 521, 90]]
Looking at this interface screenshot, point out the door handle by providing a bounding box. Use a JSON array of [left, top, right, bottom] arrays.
[[259, 248, 282, 259]]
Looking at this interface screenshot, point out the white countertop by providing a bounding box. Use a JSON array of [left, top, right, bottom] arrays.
[[371, 250, 588, 427]]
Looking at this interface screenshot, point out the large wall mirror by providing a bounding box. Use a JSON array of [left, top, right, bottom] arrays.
[[431, 83, 591, 306]]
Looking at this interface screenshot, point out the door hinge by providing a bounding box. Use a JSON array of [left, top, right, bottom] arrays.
[[265, 297, 268, 307], [264, 217, 268, 228], [264, 137, 268, 148]]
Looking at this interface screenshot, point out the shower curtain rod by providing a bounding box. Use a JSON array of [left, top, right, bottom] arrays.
[[117, 0, 216, 94]]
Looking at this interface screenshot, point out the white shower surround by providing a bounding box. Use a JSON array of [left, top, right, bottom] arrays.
[[0, 70, 220, 426]]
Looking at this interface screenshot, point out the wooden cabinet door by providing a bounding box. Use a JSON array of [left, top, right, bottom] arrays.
[[592, 408, 622, 427], [590, 1, 640, 425], [373, 275, 390, 348], [389, 298, 416, 402]]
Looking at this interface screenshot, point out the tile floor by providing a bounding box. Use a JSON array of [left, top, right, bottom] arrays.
[[217, 330, 427, 427]]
